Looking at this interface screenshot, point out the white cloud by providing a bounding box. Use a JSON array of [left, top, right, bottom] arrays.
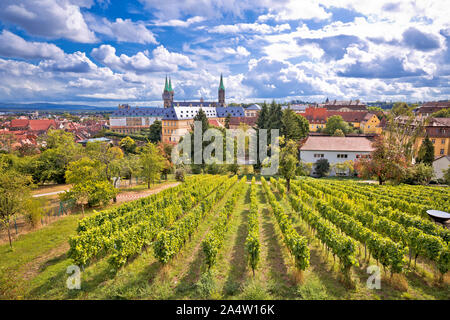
[[0, 0, 97, 43], [257, 0, 331, 22], [86, 15, 158, 44], [224, 46, 250, 57], [153, 16, 205, 27], [39, 51, 97, 73], [209, 23, 290, 34], [91, 44, 196, 74], [0, 31, 64, 60]]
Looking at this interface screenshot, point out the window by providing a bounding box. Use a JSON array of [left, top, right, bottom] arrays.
[[442, 139, 446, 144], [337, 154, 348, 159], [440, 149, 445, 155], [432, 139, 436, 144]]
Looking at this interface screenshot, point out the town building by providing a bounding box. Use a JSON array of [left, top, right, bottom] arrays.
[[109, 106, 165, 134], [298, 106, 382, 134], [415, 118, 450, 158], [321, 99, 368, 112], [299, 136, 374, 176], [244, 104, 261, 117], [161, 106, 245, 143], [415, 102, 450, 116], [432, 155, 450, 180], [9, 119, 57, 135], [161, 76, 248, 144]]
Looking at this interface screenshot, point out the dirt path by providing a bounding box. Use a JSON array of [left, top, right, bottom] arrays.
[[115, 182, 179, 203]]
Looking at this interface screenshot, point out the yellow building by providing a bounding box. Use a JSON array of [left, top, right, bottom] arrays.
[[161, 106, 245, 144], [360, 113, 382, 134]]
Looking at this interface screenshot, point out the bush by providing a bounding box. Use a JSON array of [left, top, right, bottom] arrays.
[[401, 163, 434, 185], [314, 158, 330, 178], [443, 166, 450, 185], [205, 161, 223, 175], [191, 164, 203, 174], [195, 271, 216, 299], [175, 168, 185, 182], [24, 198, 46, 228]]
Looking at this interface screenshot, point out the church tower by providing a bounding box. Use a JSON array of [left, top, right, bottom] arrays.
[[169, 77, 174, 103], [162, 76, 173, 108], [218, 74, 225, 107]]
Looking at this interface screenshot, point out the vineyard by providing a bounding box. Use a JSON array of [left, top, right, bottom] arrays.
[[1, 174, 449, 300]]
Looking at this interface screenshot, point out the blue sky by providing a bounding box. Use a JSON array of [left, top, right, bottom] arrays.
[[0, 0, 449, 107]]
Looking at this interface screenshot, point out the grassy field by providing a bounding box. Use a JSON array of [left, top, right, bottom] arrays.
[[0, 176, 449, 300]]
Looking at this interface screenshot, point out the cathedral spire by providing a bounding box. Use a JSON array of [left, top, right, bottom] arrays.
[[219, 73, 225, 91], [164, 75, 169, 92], [169, 77, 173, 92], [218, 73, 225, 107]]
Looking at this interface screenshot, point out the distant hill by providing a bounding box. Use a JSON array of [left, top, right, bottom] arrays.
[[0, 103, 117, 112]]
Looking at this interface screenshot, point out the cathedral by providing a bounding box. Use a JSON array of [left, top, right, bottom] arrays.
[[162, 74, 226, 108]]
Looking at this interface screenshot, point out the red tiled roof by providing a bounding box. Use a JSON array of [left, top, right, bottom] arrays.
[[208, 119, 223, 127], [29, 119, 57, 131], [10, 119, 29, 128], [423, 101, 450, 107], [300, 136, 374, 152], [228, 117, 258, 126], [327, 111, 368, 123]]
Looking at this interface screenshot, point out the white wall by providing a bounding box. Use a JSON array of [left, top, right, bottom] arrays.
[[299, 150, 371, 176], [432, 157, 450, 180]]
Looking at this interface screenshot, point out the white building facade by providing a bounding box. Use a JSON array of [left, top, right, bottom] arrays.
[[299, 136, 374, 176], [432, 155, 450, 180]]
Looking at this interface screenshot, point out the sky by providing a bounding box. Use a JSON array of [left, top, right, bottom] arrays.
[[0, 0, 449, 107]]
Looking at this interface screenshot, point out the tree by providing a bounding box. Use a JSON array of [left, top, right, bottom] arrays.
[[225, 113, 231, 129], [279, 139, 299, 191], [402, 163, 434, 185], [416, 136, 434, 165], [295, 114, 309, 138], [158, 142, 173, 180], [333, 160, 354, 176], [443, 166, 450, 185], [33, 149, 68, 184], [297, 162, 312, 176], [34, 130, 82, 184], [139, 142, 165, 189], [268, 100, 282, 131], [354, 135, 408, 185], [0, 167, 33, 247], [432, 108, 450, 118], [324, 115, 351, 135], [119, 136, 137, 154], [384, 112, 426, 162], [148, 120, 162, 143], [314, 158, 330, 178], [256, 102, 269, 128], [65, 157, 105, 185], [281, 108, 303, 141], [62, 157, 116, 214], [391, 102, 413, 117], [189, 109, 210, 172], [333, 129, 345, 137], [86, 141, 123, 182]]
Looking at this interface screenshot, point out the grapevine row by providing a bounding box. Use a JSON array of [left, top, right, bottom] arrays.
[[245, 177, 260, 276], [261, 177, 310, 273], [152, 176, 240, 265], [202, 177, 247, 269]]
